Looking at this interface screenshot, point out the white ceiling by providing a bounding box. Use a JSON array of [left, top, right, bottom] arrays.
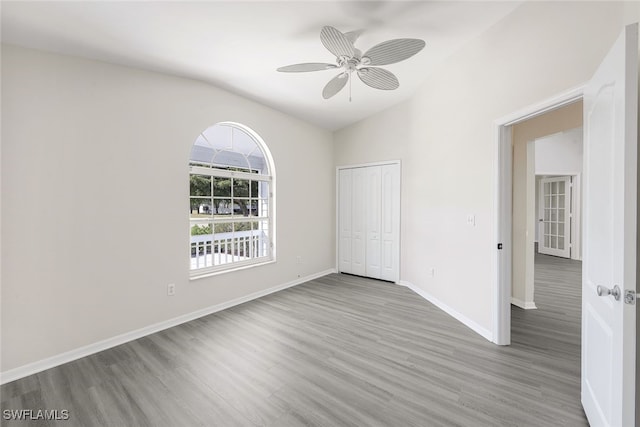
[[1, 1, 523, 130]]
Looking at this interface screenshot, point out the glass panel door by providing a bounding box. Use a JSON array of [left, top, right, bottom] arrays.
[[538, 176, 571, 258]]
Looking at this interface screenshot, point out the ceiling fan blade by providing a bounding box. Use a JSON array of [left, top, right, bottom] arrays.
[[357, 67, 399, 90], [320, 26, 354, 58], [344, 29, 364, 45], [362, 39, 425, 66], [322, 72, 349, 99], [277, 63, 337, 72]]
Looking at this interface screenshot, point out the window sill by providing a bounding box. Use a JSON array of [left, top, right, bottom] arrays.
[[189, 258, 275, 281]]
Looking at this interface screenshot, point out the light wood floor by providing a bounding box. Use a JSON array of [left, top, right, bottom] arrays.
[[1, 254, 587, 426]]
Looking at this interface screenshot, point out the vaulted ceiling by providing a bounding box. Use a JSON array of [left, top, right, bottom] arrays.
[[1, 1, 523, 130]]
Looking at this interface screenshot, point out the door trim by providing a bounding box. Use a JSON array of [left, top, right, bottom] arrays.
[[493, 85, 585, 345], [336, 160, 401, 283]]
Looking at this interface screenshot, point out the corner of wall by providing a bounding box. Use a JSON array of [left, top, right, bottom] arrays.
[[399, 281, 493, 342]]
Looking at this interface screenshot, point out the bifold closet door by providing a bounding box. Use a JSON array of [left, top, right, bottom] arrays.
[[338, 163, 400, 282]]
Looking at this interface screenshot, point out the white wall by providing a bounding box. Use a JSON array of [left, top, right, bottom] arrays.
[[535, 127, 583, 175], [334, 2, 636, 337], [1, 46, 335, 374]]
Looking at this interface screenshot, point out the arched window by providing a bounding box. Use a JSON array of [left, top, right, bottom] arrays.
[[189, 122, 274, 277]]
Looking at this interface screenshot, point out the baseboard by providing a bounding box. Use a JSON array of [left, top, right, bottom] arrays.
[[0, 268, 336, 385], [511, 297, 537, 310], [399, 281, 493, 342]]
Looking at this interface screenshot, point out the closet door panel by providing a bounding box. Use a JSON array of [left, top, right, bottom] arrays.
[[365, 166, 382, 279], [338, 169, 352, 273], [381, 164, 400, 282], [351, 168, 366, 276]]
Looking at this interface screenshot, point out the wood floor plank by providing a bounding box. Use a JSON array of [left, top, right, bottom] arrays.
[[1, 253, 587, 426]]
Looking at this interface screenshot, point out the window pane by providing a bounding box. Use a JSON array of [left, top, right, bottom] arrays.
[[559, 181, 565, 194], [191, 222, 212, 237], [234, 199, 253, 217], [213, 177, 231, 197], [551, 223, 557, 236], [234, 221, 252, 232], [190, 175, 212, 196], [558, 209, 565, 223], [248, 153, 267, 173], [213, 223, 234, 266], [551, 196, 557, 208], [213, 150, 250, 169], [232, 127, 259, 155], [551, 236, 557, 249], [234, 222, 253, 259], [558, 237, 565, 250], [190, 134, 215, 165], [246, 199, 258, 216], [190, 197, 212, 217], [214, 222, 233, 234], [558, 195, 565, 207], [254, 220, 270, 258], [190, 222, 213, 269], [258, 199, 269, 216], [545, 196, 551, 209], [234, 179, 250, 198], [250, 180, 260, 198], [258, 181, 269, 198], [203, 123, 233, 151], [544, 235, 550, 247], [558, 223, 565, 236], [214, 198, 233, 215]]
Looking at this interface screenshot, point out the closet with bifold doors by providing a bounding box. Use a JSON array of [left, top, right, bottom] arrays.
[[338, 162, 400, 282]]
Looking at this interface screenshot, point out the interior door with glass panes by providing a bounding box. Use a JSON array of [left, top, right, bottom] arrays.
[[538, 176, 571, 258]]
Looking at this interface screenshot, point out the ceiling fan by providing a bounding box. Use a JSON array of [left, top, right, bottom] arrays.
[[277, 26, 425, 100]]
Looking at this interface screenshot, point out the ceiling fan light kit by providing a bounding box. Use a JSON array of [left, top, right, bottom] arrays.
[[277, 26, 425, 101]]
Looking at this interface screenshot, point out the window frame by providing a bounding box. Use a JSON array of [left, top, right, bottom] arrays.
[[189, 122, 275, 279]]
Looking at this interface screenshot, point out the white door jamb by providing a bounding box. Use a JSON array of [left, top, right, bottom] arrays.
[[493, 85, 585, 346]]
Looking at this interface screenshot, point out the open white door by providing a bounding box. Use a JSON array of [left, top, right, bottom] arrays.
[[581, 23, 637, 427]]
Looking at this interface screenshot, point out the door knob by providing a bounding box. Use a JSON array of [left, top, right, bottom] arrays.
[[597, 285, 621, 301]]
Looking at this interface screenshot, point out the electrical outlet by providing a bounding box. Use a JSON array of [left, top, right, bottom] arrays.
[[466, 214, 476, 227], [167, 283, 176, 296]]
